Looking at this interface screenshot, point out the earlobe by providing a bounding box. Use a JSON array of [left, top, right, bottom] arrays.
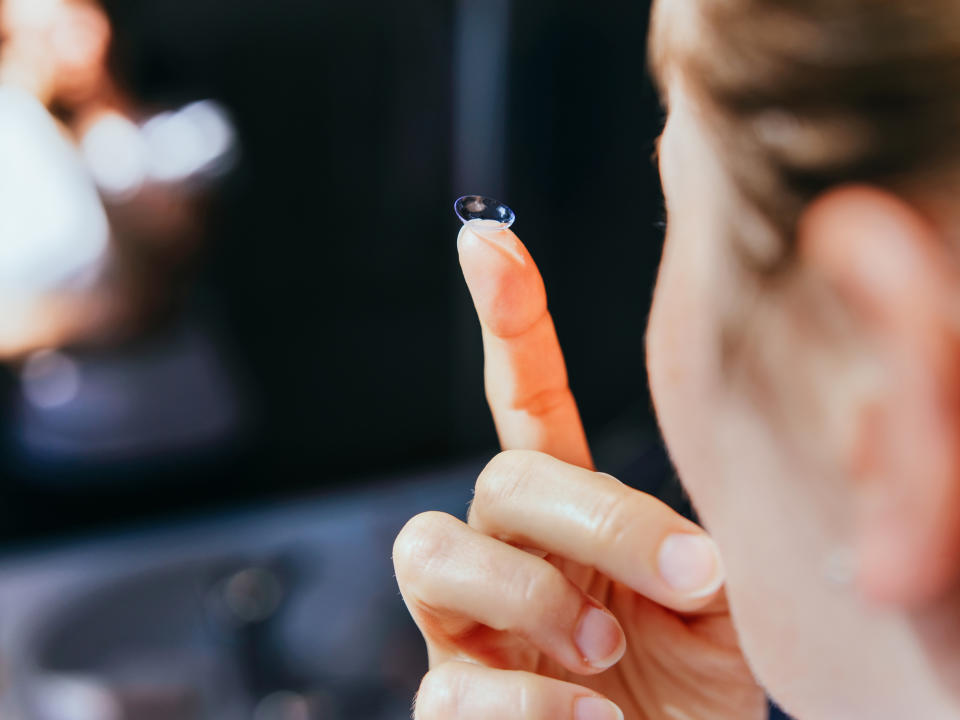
[[798, 186, 960, 607]]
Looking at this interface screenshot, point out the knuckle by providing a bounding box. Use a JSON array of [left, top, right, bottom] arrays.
[[594, 471, 625, 488], [519, 563, 554, 605], [517, 680, 547, 718], [516, 563, 571, 626], [393, 512, 456, 583], [590, 487, 637, 550], [414, 664, 463, 719], [472, 450, 539, 523]]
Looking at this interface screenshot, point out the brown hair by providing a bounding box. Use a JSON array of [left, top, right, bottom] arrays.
[[649, 0, 960, 271]]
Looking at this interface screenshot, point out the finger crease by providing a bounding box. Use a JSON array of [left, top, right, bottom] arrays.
[[512, 385, 574, 416], [482, 305, 551, 340]]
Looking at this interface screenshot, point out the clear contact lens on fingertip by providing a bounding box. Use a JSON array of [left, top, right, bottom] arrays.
[[454, 195, 515, 230]]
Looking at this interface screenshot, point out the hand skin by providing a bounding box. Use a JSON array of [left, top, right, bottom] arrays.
[[393, 223, 766, 720]]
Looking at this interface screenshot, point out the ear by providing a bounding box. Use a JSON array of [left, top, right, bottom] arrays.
[[798, 186, 960, 607]]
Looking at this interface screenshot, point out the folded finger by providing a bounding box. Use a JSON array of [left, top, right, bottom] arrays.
[[468, 450, 725, 612], [415, 661, 624, 720], [458, 222, 593, 469], [393, 511, 626, 675]]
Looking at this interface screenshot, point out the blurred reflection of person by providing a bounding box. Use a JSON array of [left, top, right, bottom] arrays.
[[0, 0, 113, 356], [0, 0, 243, 468]]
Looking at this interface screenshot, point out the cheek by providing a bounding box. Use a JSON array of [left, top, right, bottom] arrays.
[[646, 228, 725, 507], [647, 251, 829, 708], [647, 232, 920, 718]]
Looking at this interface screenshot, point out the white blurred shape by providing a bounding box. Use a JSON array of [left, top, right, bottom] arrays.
[[253, 691, 310, 720], [22, 349, 81, 409], [142, 100, 236, 183], [0, 86, 108, 293], [179, 100, 236, 171], [31, 675, 121, 720], [3, 0, 60, 30], [81, 112, 147, 199]]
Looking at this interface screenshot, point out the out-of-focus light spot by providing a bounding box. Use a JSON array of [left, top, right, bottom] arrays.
[[32, 675, 121, 720], [224, 567, 283, 623], [142, 100, 236, 183], [80, 112, 147, 199], [253, 691, 311, 720], [21, 349, 81, 409], [179, 100, 236, 175]]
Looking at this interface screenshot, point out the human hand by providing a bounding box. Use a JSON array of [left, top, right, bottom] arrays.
[[393, 222, 766, 719]]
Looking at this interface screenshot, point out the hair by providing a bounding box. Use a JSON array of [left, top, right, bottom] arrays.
[[649, 0, 960, 272]]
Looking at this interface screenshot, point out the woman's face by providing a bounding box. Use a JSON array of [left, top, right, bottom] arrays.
[[645, 78, 950, 717], [1, 0, 110, 104]]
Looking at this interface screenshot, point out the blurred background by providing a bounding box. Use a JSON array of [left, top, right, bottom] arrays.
[[0, 1, 738, 718]]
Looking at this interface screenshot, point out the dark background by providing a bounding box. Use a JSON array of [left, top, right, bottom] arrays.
[[0, 5, 797, 718], [0, 0, 666, 541]]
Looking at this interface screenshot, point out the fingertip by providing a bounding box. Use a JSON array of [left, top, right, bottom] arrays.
[[574, 696, 624, 720], [656, 532, 726, 606], [457, 223, 547, 337], [457, 222, 526, 264], [574, 604, 627, 672]]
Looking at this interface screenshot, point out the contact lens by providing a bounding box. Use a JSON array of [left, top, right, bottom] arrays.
[[454, 195, 515, 230]]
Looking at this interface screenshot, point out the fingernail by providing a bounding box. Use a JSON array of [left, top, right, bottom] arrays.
[[657, 533, 725, 598], [575, 697, 624, 720], [574, 606, 625, 669]]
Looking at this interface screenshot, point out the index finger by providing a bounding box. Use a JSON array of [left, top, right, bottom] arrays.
[[458, 222, 593, 469]]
